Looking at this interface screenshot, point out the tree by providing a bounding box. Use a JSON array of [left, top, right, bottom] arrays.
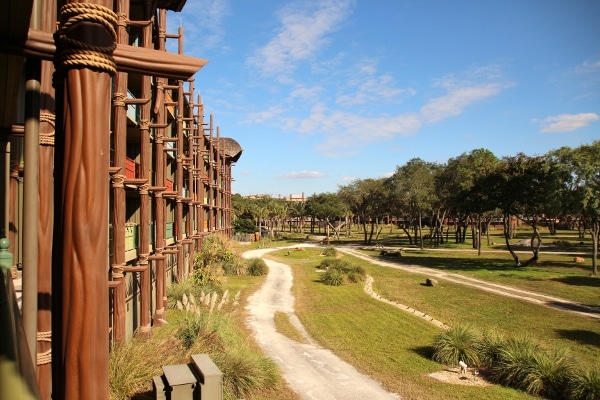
[[480, 153, 566, 267], [551, 142, 600, 275], [338, 178, 389, 245], [389, 158, 438, 248], [305, 193, 347, 243]]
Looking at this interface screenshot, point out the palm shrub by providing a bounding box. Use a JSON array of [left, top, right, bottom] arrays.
[[476, 329, 506, 368], [246, 257, 268, 276], [432, 325, 480, 367], [526, 346, 576, 399], [490, 337, 576, 398], [566, 367, 600, 400]]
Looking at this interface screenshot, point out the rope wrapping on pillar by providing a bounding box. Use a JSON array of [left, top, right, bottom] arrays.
[[37, 331, 52, 365], [53, 3, 118, 86], [39, 112, 56, 146]]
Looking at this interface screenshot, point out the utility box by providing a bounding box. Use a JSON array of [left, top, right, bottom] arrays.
[[190, 354, 223, 400], [152, 375, 168, 400], [162, 364, 198, 400]]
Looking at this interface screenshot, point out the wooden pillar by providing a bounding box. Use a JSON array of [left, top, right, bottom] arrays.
[[51, 2, 115, 398], [36, 0, 57, 395], [152, 9, 168, 324], [136, 17, 153, 336], [109, 0, 130, 344], [176, 81, 184, 280]]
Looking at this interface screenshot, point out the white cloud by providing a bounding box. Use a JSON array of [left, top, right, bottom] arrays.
[[337, 73, 416, 106], [535, 113, 599, 133], [247, 0, 354, 79], [420, 67, 510, 123], [172, 0, 229, 53], [575, 58, 600, 73], [277, 171, 325, 179], [290, 84, 324, 101], [242, 105, 286, 124]]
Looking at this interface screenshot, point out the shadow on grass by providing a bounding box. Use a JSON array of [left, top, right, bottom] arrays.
[[411, 345, 435, 360], [555, 329, 600, 349], [131, 390, 153, 400], [552, 276, 600, 288], [547, 301, 600, 314], [375, 254, 522, 273]]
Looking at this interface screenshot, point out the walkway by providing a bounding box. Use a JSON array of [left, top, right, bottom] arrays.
[[243, 245, 400, 400], [339, 246, 600, 320]]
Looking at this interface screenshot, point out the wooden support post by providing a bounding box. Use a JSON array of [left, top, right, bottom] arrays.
[[109, 0, 130, 344], [51, 2, 114, 398], [36, 2, 57, 396]]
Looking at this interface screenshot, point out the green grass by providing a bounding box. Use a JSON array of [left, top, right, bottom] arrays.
[[264, 244, 600, 400]]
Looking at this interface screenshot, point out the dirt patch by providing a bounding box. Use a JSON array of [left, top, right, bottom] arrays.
[[428, 368, 490, 386]]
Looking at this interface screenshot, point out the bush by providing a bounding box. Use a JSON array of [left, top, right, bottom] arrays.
[[476, 329, 506, 368], [318, 258, 366, 286], [322, 247, 337, 257], [566, 367, 600, 400], [246, 257, 268, 276], [432, 325, 480, 367], [233, 217, 256, 234], [488, 336, 576, 398], [320, 268, 344, 286]]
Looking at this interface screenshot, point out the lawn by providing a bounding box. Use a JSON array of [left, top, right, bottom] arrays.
[[261, 240, 599, 400]]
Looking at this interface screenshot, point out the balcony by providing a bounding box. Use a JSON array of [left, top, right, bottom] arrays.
[[125, 157, 140, 180]]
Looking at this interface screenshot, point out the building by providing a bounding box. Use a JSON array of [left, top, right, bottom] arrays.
[[0, 0, 241, 398]]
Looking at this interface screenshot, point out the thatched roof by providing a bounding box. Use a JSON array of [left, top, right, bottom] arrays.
[[219, 137, 243, 162]]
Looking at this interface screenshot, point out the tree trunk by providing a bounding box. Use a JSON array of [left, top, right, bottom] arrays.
[[503, 214, 521, 266]]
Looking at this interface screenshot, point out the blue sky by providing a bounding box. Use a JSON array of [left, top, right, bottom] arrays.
[[168, 0, 600, 198]]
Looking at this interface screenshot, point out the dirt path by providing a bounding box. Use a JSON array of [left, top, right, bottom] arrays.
[[338, 247, 600, 320], [243, 245, 400, 400]]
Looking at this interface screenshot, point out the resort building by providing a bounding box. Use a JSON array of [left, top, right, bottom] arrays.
[[0, 0, 241, 398]]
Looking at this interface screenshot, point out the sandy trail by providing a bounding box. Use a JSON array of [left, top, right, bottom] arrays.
[[244, 245, 400, 400]]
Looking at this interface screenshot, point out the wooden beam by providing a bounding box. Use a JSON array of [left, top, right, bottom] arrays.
[[0, 29, 208, 80]]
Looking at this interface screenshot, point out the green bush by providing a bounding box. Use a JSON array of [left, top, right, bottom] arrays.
[[246, 257, 268, 276], [322, 246, 337, 257], [476, 329, 506, 368], [566, 367, 600, 400], [432, 325, 480, 367], [318, 258, 366, 286], [490, 337, 577, 398], [320, 268, 344, 286]]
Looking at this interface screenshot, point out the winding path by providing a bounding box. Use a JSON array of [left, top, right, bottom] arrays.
[[243, 245, 400, 400]]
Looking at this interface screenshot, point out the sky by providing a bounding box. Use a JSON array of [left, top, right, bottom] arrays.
[[167, 0, 600, 198]]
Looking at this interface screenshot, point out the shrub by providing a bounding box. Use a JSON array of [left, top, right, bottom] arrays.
[[214, 347, 281, 399], [246, 257, 268, 276], [322, 246, 337, 257], [476, 329, 506, 368], [320, 268, 344, 286], [432, 325, 480, 367], [490, 337, 576, 398], [318, 258, 366, 286], [489, 336, 543, 392], [566, 367, 600, 400], [222, 258, 247, 276], [526, 346, 575, 399]]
